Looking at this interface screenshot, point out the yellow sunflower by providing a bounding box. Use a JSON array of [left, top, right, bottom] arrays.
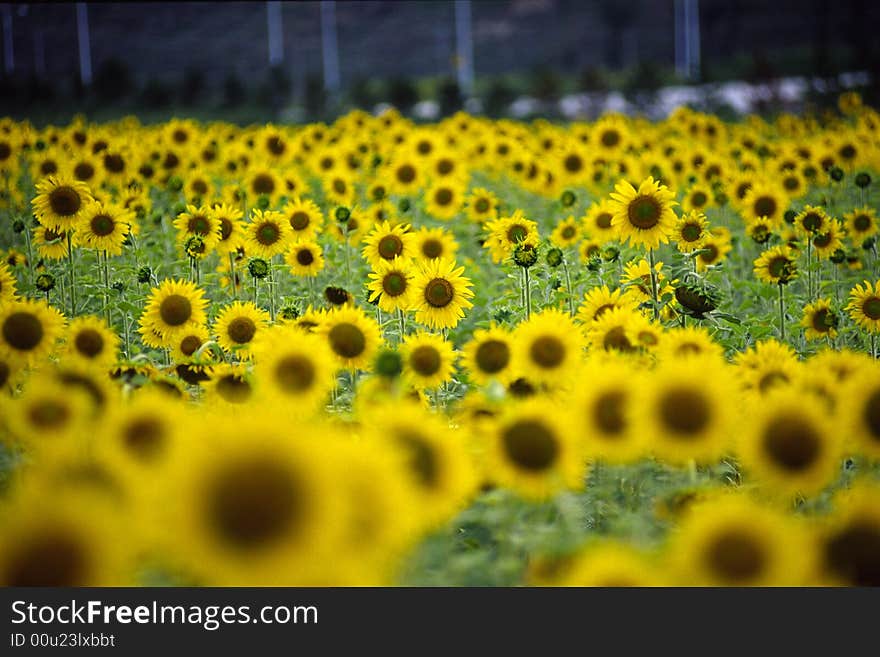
[[210, 203, 245, 255], [285, 239, 325, 278], [0, 261, 17, 303], [318, 305, 383, 371], [846, 280, 880, 333], [838, 370, 880, 459], [173, 204, 221, 254], [138, 278, 208, 348], [754, 245, 799, 285], [461, 323, 515, 386], [245, 209, 293, 258], [0, 298, 65, 367], [32, 224, 69, 260], [673, 211, 709, 253], [550, 215, 582, 248], [281, 196, 324, 241], [576, 285, 640, 324], [367, 258, 416, 314], [843, 206, 877, 243], [801, 298, 839, 341], [815, 483, 880, 586], [582, 199, 618, 243], [741, 180, 788, 227], [483, 210, 540, 264], [362, 221, 414, 269], [31, 175, 94, 232], [213, 301, 270, 360], [411, 226, 459, 263], [74, 200, 133, 256], [400, 331, 456, 389], [64, 315, 119, 368], [513, 309, 584, 388], [608, 176, 677, 250], [411, 257, 474, 330], [465, 187, 500, 223]]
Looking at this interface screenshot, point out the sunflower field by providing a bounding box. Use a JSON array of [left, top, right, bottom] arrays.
[[0, 94, 879, 588]]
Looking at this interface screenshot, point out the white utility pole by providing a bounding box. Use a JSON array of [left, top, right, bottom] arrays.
[[76, 2, 91, 86], [267, 1, 283, 66], [453, 0, 474, 97], [320, 0, 340, 95]]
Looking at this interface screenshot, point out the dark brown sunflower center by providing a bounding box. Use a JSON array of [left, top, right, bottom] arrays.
[[192, 180, 208, 196], [707, 530, 767, 582], [475, 339, 509, 374], [382, 272, 407, 296], [824, 520, 880, 586], [658, 386, 711, 436], [227, 317, 256, 344], [596, 212, 613, 229], [425, 278, 454, 308], [410, 345, 441, 376], [530, 335, 565, 369], [40, 160, 58, 175], [332, 178, 347, 194], [0, 142, 10, 160], [172, 129, 188, 144], [853, 214, 871, 232], [103, 153, 124, 173], [0, 360, 9, 387], [691, 191, 708, 207], [74, 328, 104, 357], [603, 326, 635, 352], [762, 414, 822, 472], [3, 312, 43, 351], [802, 212, 823, 233], [216, 375, 253, 403], [48, 186, 82, 217], [434, 188, 453, 207], [783, 175, 799, 191], [180, 334, 202, 356], [44, 227, 64, 242], [767, 256, 790, 279], [295, 248, 314, 266], [396, 431, 438, 488], [252, 174, 275, 195], [90, 214, 115, 237], [601, 130, 620, 148], [422, 239, 443, 259], [159, 294, 192, 326], [681, 223, 702, 242], [124, 417, 166, 460], [561, 226, 576, 239], [29, 399, 71, 429], [218, 218, 233, 241], [593, 390, 626, 435], [274, 355, 316, 392], [267, 136, 285, 156], [290, 211, 310, 231], [863, 297, 880, 320], [328, 323, 366, 358], [74, 162, 95, 180], [507, 224, 528, 243], [187, 215, 210, 235], [627, 196, 661, 229], [502, 420, 559, 472], [257, 223, 280, 245], [564, 154, 583, 173], [3, 529, 89, 586], [811, 309, 832, 333], [474, 198, 490, 213], [396, 164, 416, 184], [753, 196, 777, 219], [839, 144, 856, 160], [378, 234, 404, 259], [864, 389, 880, 441], [162, 152, 180, 170], [207, 456, 301, 550]]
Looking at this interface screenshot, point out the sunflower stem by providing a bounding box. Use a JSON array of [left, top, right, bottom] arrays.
[[872, 333, 876, 359], [397, 308, 406, 340], [806, 239, 813, 302], [23, 221, 34, 290], [561, 254, 574, 316], [523, 267, 532, 319], [101, 250, 111, 327], [253, 278, 258, 306], [269, 258, 277, 322], [228, 252, 238, 301], [688, 459, 698, 485], [778, 283, 786, 342], [66, 231, 77, 315], [343, 237, 352, 290], [647, 248, 660, 320]]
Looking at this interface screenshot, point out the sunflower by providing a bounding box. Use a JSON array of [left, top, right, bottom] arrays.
[[846, 280, 880, 333], [575, 285, 638, 325], [673, 211, 709, 253], [210, 203, 245, 255], [839, 370, 880, 459], [608, 176, 677, 250], [323, 171, 357, 207], [669, 494, 813, 586], [2, 374, 90, 452], [655, 326, 725, 362], [513, 309, 584, 388], [0, 490, 131, 586], [592, 114, 631, 157], [695, 229, 733, 272], [741, 180, 788, 227], [745, 215, 775, 244], [487, 398, 585, 500], [252, 326, 336, 414], [411, 257, 474, 330], [169, 324, 211, 362], [461, 324, 515, 386], [568, 358, 647, 463], [64, 315, 119, 368], [281, 197, 324, 241], [244, 166, 283, 206], [800, 298, 839, 341], [173, 204, 221, 254], [286, 240, 325, 278], [582, 199, 618, 243], [386, 156, 423, 196], [362, 402, 476, 527], [74, 200, 133, 256], [681, 182, 714, 213], [362, 221, 414, 269], [0, 298, 65, 368], [753, 245, 798, 285], [411, 226, 459, 263], [422, 180, 463, 221], [213, 301, 270, 360], [585, 306, 640, 355], [400, 331, 456, 389], [794, 204, 831, 236], [578, 238, 602, 263], [31, 175, 94, 232], [734, 339, 801, 396], [483, 210, 540, 264], [843, 206, 877, 243], [138, 278, 208, 348], [809, 219, 843, 260], [465, 187, 499, 223], [159, 413, 344, 585], [638, 358, 738, 465], [816, 483, 880, 586], [0, 261, 17, 304], [203, 363, 256, 408], [245, 209, 292, 258], [550, 215, 582, 248], [738, 388, 841, 498], [550, 542, 663, 587], [318, 305, 383, 371], [367, 258, 416, 314]]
